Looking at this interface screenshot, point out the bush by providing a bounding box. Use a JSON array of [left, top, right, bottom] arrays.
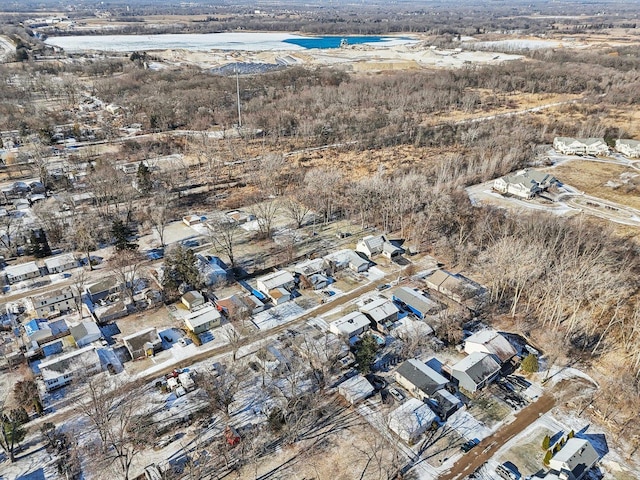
[[521, 354, 539, 373]]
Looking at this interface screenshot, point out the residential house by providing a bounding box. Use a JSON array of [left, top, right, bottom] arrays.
[[493, 169, 559, 199], [464, 329, 517, 364], [424, 269, 480, 303], [392, 287, 439, 319], [177, 371, 196, 392], [217, 294, 265, 318], [553, 137, 609, 156], [329, 311, 370, 338], [196, 254, 228, 287], [39, 346, 102, 391], [182, 291, 205, 311], [256, 270, 296, 297], [184, 303, 222, 334], [24, 318, 70, 348], [451, 352, 501, 393], [360, 297, 399, 333], [86, 276, 119, 303], [294, 258, 331, 290], [5, 261, 41, 284], [183, 214, 206, 227], [429, 389, 463, 420], [268, 287, 291, 305], [324, 249, 370, 273], [338, 374, 375, 404], [44, 253, 78, 274], [225, 210, 255, 224], [543, 438, 599, 480], [395, 359, 450, 401], [356, 235, 403, 259], [122, 327, 162, 360], [70, 321, 102, 347], [388, 398, 439, 444], [31, 287, 75, 318], [94, 300, 128, 324], [615, 138, 640, 158]]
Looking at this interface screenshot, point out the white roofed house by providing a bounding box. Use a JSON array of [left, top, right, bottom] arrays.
[[553, 137, 609, 156], [70, 321, 103, 347], [451, 352, 501, 393], [388, 398, 439, 444], [543, 438, 599, 480], [39, 345, 102, 391], [463, 329, 517, 364], [31, 287, 75, 318], [330, 311, 370, 338], [257, 270, 296, 304], [338, 374, 375, 404], [324, 249, 370, 273], [356, 235, 403, 259], [44, 253, 78, 274], [615, 138, 640, 158], [184, 302, 222, 334], [5, 261, 41, 284], [493, 169, 559, 200], [359, 297, 399, 333]]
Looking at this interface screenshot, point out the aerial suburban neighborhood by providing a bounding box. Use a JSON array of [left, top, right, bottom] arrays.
[[1, 1, 639, 480]]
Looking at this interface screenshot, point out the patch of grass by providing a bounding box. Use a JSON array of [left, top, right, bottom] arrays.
[[497, 427, 553, 477]]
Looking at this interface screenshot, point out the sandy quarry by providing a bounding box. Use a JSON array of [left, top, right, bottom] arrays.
[[153, 42, 525, 71]]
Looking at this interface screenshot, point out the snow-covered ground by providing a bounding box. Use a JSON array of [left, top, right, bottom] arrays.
[[447, 408, 492, 442]]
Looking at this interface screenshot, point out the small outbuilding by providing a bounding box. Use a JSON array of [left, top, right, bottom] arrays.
[[70, 321, 103, 347], [181, 291, 205, 311], [338, 374, 375, 404]]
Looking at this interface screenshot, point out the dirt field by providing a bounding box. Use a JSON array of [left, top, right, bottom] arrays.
[[553, 160, 640, 210]]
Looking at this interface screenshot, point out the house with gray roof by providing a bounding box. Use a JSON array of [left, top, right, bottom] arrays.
[[543, 438, 599, 480], [122, 327, 162, 360], [86, 276, 119, 303], [395, 359, 450, 400], [424, 269, 480, 303], [553, 137, 609, 155], [392, 287, 439, 319], [39, 346, 102, 391], [360, 297, 399, 333], [464, 329, 517, 364], [31, 287, 75, 318], [615, 138, 640, 158], [493, 169, 559, 199], [70, 321, 102, 347], [356, 235, 403, 259], [451, 352, 501, 393]]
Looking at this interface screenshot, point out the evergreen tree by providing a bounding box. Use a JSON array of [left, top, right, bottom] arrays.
[[111, 219, 137, 251], [521, 354, 539, 373], [543, 449, 552, 466], [354, 334, 379, 374], [0, 407, 28, 463], [542, 434, 551, 450], [136, 162, 153, 194], [161, 245, 202, 301]]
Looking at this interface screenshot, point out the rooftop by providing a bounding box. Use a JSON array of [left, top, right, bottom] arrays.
[[44, 253, 77, 270], [452, 352, 501, 384], [184, 303, 221, 328], [396, 359, 449, 396], [331, 311, 370, 336], [360, 297, 399, 322], [5, 261, 39, 277], [257, 270, 295, 291]]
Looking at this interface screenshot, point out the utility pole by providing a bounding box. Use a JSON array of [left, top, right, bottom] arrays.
[[236, 67, 242, 129]]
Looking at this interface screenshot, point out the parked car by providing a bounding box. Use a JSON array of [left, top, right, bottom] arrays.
[[496, 463, 519, 480], [460, 438, 480, 453], [388, 387, 404, 402]]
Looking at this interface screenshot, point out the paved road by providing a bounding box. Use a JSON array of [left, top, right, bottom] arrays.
[[438, 392, 555, 480]]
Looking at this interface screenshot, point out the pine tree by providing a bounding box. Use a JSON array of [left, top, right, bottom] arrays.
[[542, 434, 551, 450], [111, 219, 137, 251], [568, 429, 575, 439], [521, 354, 539, 373], [543, 449, 552, 466], [136, 162, 153, 194]]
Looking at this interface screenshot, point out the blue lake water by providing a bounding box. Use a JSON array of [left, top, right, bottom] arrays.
[[45, 32, 417, 53], [284, 36, 410, 49]]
